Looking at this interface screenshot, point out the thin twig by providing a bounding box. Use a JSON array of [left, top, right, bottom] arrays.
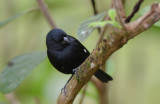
[[5, 93, 21, 104], [34, 97, 41, 104], [125, 0, 144, 23], [96, 12, 110, 46], [90, 0, 98, 15], [113, 0, 128, 33], [126, 3, 160, 38], [112, 0, 126, 19], [97, 0, 126, 45], [121, 0, 125, 5], [36, 0, 57, 28], [90, 0, 101, 33], [96, 26, 108, 45], [79, 84, 88, 104]]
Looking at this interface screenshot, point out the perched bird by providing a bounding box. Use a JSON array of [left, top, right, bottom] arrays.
[[46, 28, 112, 91]]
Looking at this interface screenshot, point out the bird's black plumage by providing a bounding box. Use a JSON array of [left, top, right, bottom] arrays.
[[46, 28, 112, 83]]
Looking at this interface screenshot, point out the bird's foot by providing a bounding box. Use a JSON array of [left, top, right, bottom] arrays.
[[73, 67, 81, 81], [61, 86, 67, 96], [61, 74, 74, 96]]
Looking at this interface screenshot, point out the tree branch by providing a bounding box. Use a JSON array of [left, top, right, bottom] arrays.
[[36, 0, 57, 28], [5, 93, 21, 104], [125, 0, 144, 23], [113, 0, 127, 32], [96, 0, 126, 45], [112, 0, 126, 19], [90, 0, 98, 15], [57, 3, 160, 104], [126, 3, 160, 38], [90, 0, 101, 33]]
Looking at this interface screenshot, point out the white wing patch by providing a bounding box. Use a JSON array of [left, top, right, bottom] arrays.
[[84, 49, 87, 53]]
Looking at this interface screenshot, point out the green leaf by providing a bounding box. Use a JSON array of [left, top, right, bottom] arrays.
[[88, 21, 108, 28], [89, 20, 121, 29], [108, 9, 116, 21], [154, 21, 160, 27], [0, 51, 47, 93], [140, 6, 160, 27], [112, 21, 122, 28], [77, 12, 107, 41], [0, 7, 38, 28]]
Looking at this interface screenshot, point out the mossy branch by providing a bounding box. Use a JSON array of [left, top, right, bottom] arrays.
[[57, 3, 160, 104]]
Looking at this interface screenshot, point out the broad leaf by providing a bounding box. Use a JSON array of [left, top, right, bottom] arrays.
[[0, 7, 38, 27], [0, 51, 47, 93], [89, 21, 121, 29], [77, 12, 107, 41], [108, 9, 116, 21], [140, 6, 160, 27], [88, 21, 109, 28]]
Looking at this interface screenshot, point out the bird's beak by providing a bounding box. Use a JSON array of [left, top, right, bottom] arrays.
[[62, 36, 71, 44], [63, 36, 70, 42]]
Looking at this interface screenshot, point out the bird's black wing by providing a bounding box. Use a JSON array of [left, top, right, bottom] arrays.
[[69, 35, 90, 56]]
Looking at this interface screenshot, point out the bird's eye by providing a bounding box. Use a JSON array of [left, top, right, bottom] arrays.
[[58, 37, 63, 42]]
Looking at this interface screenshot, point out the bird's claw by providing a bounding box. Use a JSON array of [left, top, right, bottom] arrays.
[[73, 68, 78, 74], [73, 67, 80, 79], [61, 86, 67, 96], [61, 74, 74, 96], [73, 67, 82, 82]]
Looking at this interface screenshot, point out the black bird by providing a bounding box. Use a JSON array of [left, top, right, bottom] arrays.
[[46, 28, 112, 90]]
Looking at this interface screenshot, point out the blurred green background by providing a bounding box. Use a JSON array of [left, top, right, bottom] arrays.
[[0, 0, 160, 104]]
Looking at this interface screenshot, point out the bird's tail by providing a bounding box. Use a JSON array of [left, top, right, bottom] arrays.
[[94, 69, 113, 83]]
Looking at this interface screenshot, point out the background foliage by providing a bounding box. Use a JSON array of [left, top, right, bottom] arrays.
[[0, 0, 160, 104]]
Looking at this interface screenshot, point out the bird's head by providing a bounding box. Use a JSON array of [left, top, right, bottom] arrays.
[[46, 28, 71, 50]]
